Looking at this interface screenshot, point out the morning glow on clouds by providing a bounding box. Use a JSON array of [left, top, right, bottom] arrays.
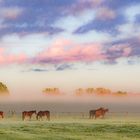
[[0, 0, 140, 96]]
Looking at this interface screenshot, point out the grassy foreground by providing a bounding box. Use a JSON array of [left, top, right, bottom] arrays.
[[0, 117, 140, 140]]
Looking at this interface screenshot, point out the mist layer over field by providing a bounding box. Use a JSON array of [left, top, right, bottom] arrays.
[[0, 93, 140, 114]]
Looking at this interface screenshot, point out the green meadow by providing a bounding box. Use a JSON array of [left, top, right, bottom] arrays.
[[0, 117, 140, 140]]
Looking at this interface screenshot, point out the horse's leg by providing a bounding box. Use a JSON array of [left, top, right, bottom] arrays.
[[90, 113, 92, 119], [29, 115, 32, 121], [95, 114, 97, 119], [93, 114, 95, 119], [102, 114, 105, 119], [89, 113, 91, 119], [40, 116, 42, 121], [36, 115, 38, 120], [38, 115, 41, 121], [46, 114, 48, 121], [22, 114, 25, 121], [48, 113, 50, 121], [37, 115, 39, 121], [90, 114, 92, 119], [40, 115, 43, 121]]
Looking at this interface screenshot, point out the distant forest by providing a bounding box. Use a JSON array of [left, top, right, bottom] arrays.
[[0, 82, 127, 96]]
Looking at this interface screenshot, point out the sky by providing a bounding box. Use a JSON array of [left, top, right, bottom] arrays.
[[0, 0, 140, 101]]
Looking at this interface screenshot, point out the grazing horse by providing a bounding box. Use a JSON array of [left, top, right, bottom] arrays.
[[36, 111, 50, 121], [0, 111, 4, 119], [95, 108, 109, 119], [89, 107, 103, 119], [22, 110, 36, 121]]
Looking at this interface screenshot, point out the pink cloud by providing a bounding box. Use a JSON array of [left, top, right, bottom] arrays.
[[34, 39, 105, 64], [123, 47, 131, 56], [109, 44, 132, 57], [0, 48, 27, 65], [0, 38, 133, 66], [0, 39, 105, 66]]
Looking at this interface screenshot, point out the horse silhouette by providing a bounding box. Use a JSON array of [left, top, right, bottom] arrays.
[[89, 107, 109, 119], [89, 107, 103, 119], [36, 111, 50, 121], [22, 110, 36, 121]]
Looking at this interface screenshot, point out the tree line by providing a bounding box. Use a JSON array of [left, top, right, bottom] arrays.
[[0, 82, 127, 96]]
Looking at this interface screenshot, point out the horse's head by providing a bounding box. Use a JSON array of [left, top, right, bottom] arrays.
[[105, 109, 109, 113]]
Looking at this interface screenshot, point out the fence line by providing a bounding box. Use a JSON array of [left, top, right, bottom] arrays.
[[2, 111, 140, 119]]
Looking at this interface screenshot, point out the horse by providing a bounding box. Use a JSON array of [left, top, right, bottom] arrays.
[[95, 108, 109, 119], [89, 107, 103, 119], [22, 110, 37, 121], [0, 111, 4, 119], [36, 111, 50, 121]]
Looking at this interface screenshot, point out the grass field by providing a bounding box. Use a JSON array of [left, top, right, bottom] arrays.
[[0, 117, 140, 140]]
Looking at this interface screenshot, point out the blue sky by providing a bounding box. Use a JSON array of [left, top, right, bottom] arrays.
[[0, 0, 140, 96]]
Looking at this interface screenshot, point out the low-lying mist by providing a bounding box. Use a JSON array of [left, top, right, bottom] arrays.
[[0, 93, 140, 114]]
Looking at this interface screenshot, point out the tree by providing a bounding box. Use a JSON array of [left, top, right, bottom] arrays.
[[95, 87, 111, 95], [0, 82, 9, 95], [85, 88, 95, 94], [43, 87, 61, 96], [114, 91, 127, 96], [75, 88, 84, 96]]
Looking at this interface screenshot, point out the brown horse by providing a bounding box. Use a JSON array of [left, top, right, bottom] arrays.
[[22, 110, 36, 121], [89, 107, 103, 119], [36, 111, 50, 121], [0, 111, 4, 119], [95, 108, 109, 119]]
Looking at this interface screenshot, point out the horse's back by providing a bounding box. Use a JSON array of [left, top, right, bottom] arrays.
[[37, 111, 50, 120], [95, 108, 108, 118], [45, 110, 50, 114]]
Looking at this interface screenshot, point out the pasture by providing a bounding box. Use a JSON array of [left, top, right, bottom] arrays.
[[0, 116, 140, 140]]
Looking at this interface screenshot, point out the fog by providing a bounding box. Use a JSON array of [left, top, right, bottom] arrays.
[[0, 94, 140, 114]]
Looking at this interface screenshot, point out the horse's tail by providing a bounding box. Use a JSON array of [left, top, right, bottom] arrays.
[[2, 112, 4, 118], [36, 114, 39, 120], [48, 112, 50, 121]]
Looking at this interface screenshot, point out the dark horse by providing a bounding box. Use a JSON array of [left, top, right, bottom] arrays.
[[22, 110, 36, 121], [89, 107, 109, 119], [89, 107, 103, 119], [95, 108, 109, 119], [36, 111, 50, 121], [0, 111, 4, 119]]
